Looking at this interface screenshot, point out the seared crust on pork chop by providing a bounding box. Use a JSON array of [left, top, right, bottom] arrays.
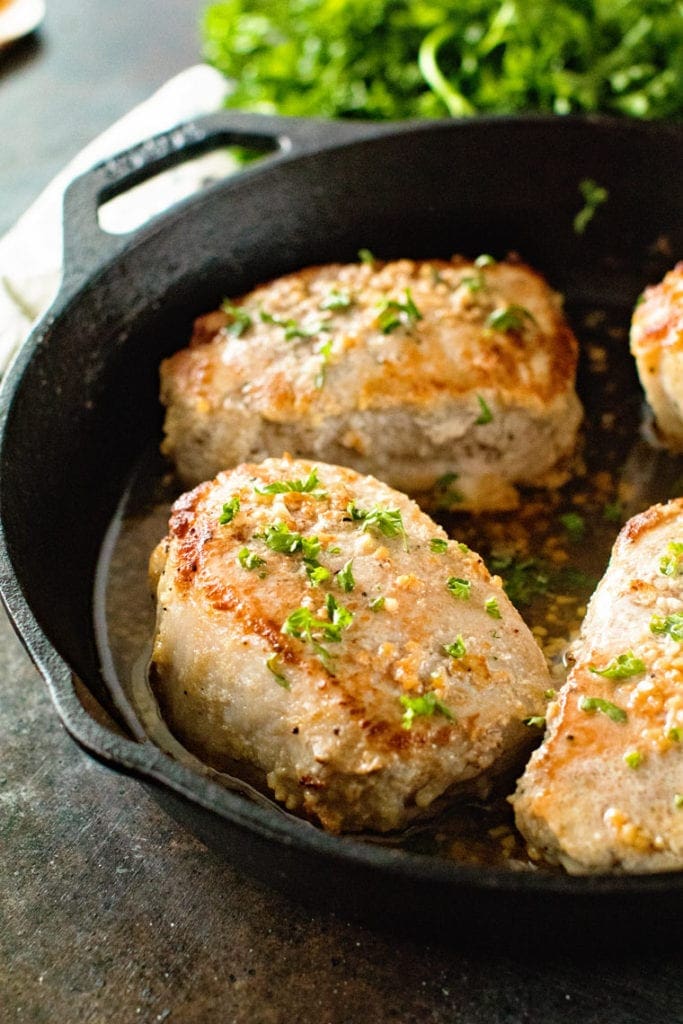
[[149, 457, 550, 832], [160, 256, 582, 511], [513, 499, 683, 874], [631, 262, 683, 451]]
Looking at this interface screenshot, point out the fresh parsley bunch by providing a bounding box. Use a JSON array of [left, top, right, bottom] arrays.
[[202, 0, 683, 121]]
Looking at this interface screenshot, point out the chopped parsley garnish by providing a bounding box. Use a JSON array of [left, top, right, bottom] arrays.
[[258, 522, 321, 560], [219, 497, 240, 524], [430, 537, 448, 553], [238, 547, 267, 573], [486, 304, 535, 333], [266, 654, 290, 689], [320, 288, 353, 311], [650, 612, 683, 643], [474, 254, 497, 268], [675, 794, 683, 809], [589, 651, 645, 680], [336, 559, 355, 592], [487, 554, 549, 606], [443, 635, 466, 659], [486, 553, 596, 609], [624, 750, 643, 769], [400, 690, 454, 730], [369, 595, 385, 612], [460, 272, 486, 293], [579, 696, 627, 723], [325, 592, 354, 633], [559, 511, 586, 542], [669, 727, 682, 743], [603, 500, 625, 523], [358, 248, 375, 265], [544, 689, 557, 700], [573, 178, 609, 235], [346, 502, 407, 546], [659, 541, 683, 577], [376, 289, 423, 333], [433, 472, 463, 508], [281, 595, 353, 669], [314, 336, 334, 389], [447, 577, 471, 600], [260, 309, 329, 341], [524, 716, 546, 728], [474, 395, 493, 425], [221, 300, 253, 337], [484, 596, 501, 619], [254, 468, 328, 499], [306, 564, 331, 587]]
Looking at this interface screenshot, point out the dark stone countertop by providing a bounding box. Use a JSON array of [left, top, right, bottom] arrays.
[[1, 4, 683, 1021]]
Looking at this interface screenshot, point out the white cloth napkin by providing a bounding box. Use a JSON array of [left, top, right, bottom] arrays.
[[0, 64, 231, 373]]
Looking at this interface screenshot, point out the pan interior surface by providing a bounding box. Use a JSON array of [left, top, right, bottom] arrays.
[[1, 116, 683, 929]]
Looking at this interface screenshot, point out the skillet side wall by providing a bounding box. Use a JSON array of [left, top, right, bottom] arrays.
[[0, 118, 682, 927]]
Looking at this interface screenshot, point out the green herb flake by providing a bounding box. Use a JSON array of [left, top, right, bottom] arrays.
[[486, 304, 535, 334], [358, 248, 375, 265], [254, 468, 328, 499], [320, 288, 353, 311], [487, 553, 550, 607], [259, 522, 317, 557], [443, 635, 466, 659], [474, 394, 493, 425], [460, 272, 485, 293], [579, 696, 627, 723], [266, 654, 290, 689], [650, 612, 683, 643], [669, 727, 682, 743], [430, 537, 449, 553], [376, 289, 423, 334], [447, 576, 471, 600], [559, 511, 586, 542], [659, 541, 683, 577], [524, 716, 546, 728], [433, 472, 464, 508], [369, 595, 386, 612], [624, 750, 643, 769], [219, 497, 240, 525], [484, 596, 501, 619], [336, 559, 355, 593], [238, 547, 267, 573], [221, 299, 252, 337], [474, 254, 497, 268], [306, 563, 332, 587], [589, 651, 646, 680], [674, 794, 683, 809], [314, 336, 334, 390], [573, 178, 609, 235], [281, 597, 353, 670], [544, 689, 557, 700], [400, 690, 454, 730], [259, 309, 328, 341], [346, 502, 407, 546], [603, 500, 624, 523]]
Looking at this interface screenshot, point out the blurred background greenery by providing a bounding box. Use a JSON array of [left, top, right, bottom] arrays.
[[202, 0, 683, 121]]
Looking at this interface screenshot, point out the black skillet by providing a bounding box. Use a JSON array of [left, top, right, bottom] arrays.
[[1, 112, 682, 947]]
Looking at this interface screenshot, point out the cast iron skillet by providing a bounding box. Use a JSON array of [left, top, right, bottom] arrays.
[[1, 112, 682, 947]]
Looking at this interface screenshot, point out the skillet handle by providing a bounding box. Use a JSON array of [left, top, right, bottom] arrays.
[[61, 111, 393, 295]]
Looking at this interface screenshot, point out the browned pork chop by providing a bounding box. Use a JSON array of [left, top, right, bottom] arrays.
[[513, 499, 683, 873], [149, 457, 551, 833], [160, 256, 582, 511], [631, 262, 683, 450]]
